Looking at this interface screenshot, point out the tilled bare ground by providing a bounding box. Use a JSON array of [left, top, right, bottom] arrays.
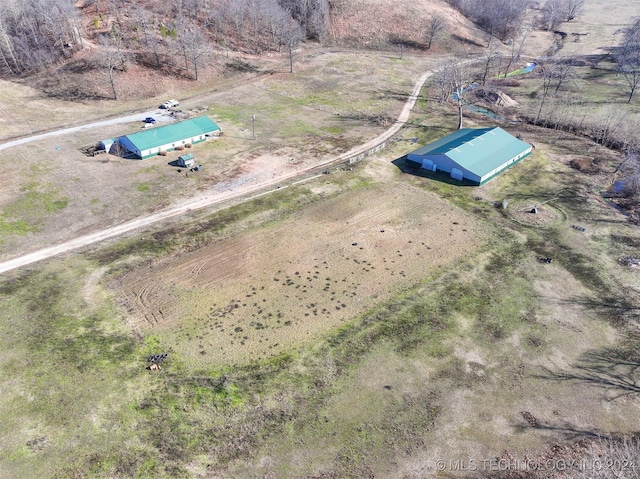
[[113, 179, 488, 367]]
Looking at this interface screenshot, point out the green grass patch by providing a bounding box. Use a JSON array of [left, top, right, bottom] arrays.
[[209, 106, 246, 124], [3, 188, 69, 216], [0, 262, 149, 479], [0, 217, 35, 237], [0, 181, 68, 241], [321, 125, 345, 135], [135, 182, 150, 192]]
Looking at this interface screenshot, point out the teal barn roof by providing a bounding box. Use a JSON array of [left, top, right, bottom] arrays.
[[407, 127, 532, 184], [409, 127, 530, 179], [124, 116, 220, 152]]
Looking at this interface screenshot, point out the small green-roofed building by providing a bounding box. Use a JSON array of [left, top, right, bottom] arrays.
[[406, 127, 531, 185], [114, 116, 221, 159]]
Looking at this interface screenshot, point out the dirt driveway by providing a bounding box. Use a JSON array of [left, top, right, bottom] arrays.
[[0, 64, 433, 275], [0, 109, 175, 152]]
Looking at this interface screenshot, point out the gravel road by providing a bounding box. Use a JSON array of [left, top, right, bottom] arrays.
[[0, 69, 433, 275], [0, 109, 173, 151]]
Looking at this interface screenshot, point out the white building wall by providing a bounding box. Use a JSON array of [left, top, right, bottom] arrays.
[[126, 132, 214, 158]]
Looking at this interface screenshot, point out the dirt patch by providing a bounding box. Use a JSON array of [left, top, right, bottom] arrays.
[[569, 157, 599, 173], [508, 202, 563, 227], [470, 88, 519, 109], [112, 178, 488, 367]]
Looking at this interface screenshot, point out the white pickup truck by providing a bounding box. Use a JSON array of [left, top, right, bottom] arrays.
[[160, 99, 179, 109]]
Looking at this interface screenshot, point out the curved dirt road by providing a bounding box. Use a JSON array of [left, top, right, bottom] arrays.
[[0, 69, 432, 275]]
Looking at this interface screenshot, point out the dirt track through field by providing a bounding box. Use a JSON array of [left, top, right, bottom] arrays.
[[113, 180, 487, 366], [0, 68, 432, 276]]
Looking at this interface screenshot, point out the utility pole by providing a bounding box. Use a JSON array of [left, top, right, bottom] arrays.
[[252, 114, 256, 140]]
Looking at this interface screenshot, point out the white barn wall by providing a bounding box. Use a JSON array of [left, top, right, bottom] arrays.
[[478, 147, 532, 184], [118, 133, 213, 159]]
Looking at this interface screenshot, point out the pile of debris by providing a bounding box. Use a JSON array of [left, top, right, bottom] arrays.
[[619, 257, 639, 268], [147, 352, 169, 371]]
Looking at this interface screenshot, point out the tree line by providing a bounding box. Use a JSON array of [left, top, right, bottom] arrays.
[[444, 0, 586, 43], [0, 0, 330, 77], [0, 0, 81, 75], [444, 0, 529, 42]]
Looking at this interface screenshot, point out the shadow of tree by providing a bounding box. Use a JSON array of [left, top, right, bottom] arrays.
[[559, 295, 640, 327], [450, 34, 484, 48], [514, 417, 609, 439], [374, 88, 414, 102], [536, 347, 640, 402], [388, 37, 427, 51]]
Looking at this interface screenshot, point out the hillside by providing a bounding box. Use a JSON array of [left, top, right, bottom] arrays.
[[1, 0, 487, 102]]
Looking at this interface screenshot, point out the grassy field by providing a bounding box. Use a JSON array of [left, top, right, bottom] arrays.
[[1, 1, 640, 477], [1, 128, 639, 477], [111, 169, 487, 368], [0, 50, 441, 261]]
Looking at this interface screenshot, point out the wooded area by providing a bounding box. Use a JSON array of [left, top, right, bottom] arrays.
[[0, 0, 330, 76], [0, 0, 81, 75]]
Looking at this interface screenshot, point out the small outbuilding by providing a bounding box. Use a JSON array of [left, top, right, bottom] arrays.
[[113, 116, 221, 159], [177, 153, 195, 168], [98, 138, 116, 152], [406, 127, 532, 185]]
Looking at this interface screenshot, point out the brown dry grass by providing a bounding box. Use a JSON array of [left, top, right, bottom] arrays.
[[223, 231, 639, 478], [0, 49, 437, 261], [551, 0, 638, 57], [112, 169, 488, 367], [329, 0, 486, 53]]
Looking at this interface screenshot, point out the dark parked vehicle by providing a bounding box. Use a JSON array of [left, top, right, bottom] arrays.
[[143, 117, 156, 124]]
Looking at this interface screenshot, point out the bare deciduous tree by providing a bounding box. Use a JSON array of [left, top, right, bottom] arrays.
[[177, 26, 209, 80], [541, 0, 584, 29], [498, 18, 531, 78], [445, 0, 527, 41], [97, 34, 129, 99], [0, 4, 21, 75], [533, 58, 575, 123], [433, 60, 455, 104], [591, 104, 627, 148], [618, 18, 640, 103], [480, 35, 500, 85], [134, 4, 162, 68], [622, 64, 640, 103], [434, 59, 472, 129], [425, 14, 445, 50], [534, 62, 557, 124], [541, 0, 564, 31], [552, 58, 576, 95], [283, 21, 303, 73], [564, 0, 585, 21], [0, 0, 81, 74]]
